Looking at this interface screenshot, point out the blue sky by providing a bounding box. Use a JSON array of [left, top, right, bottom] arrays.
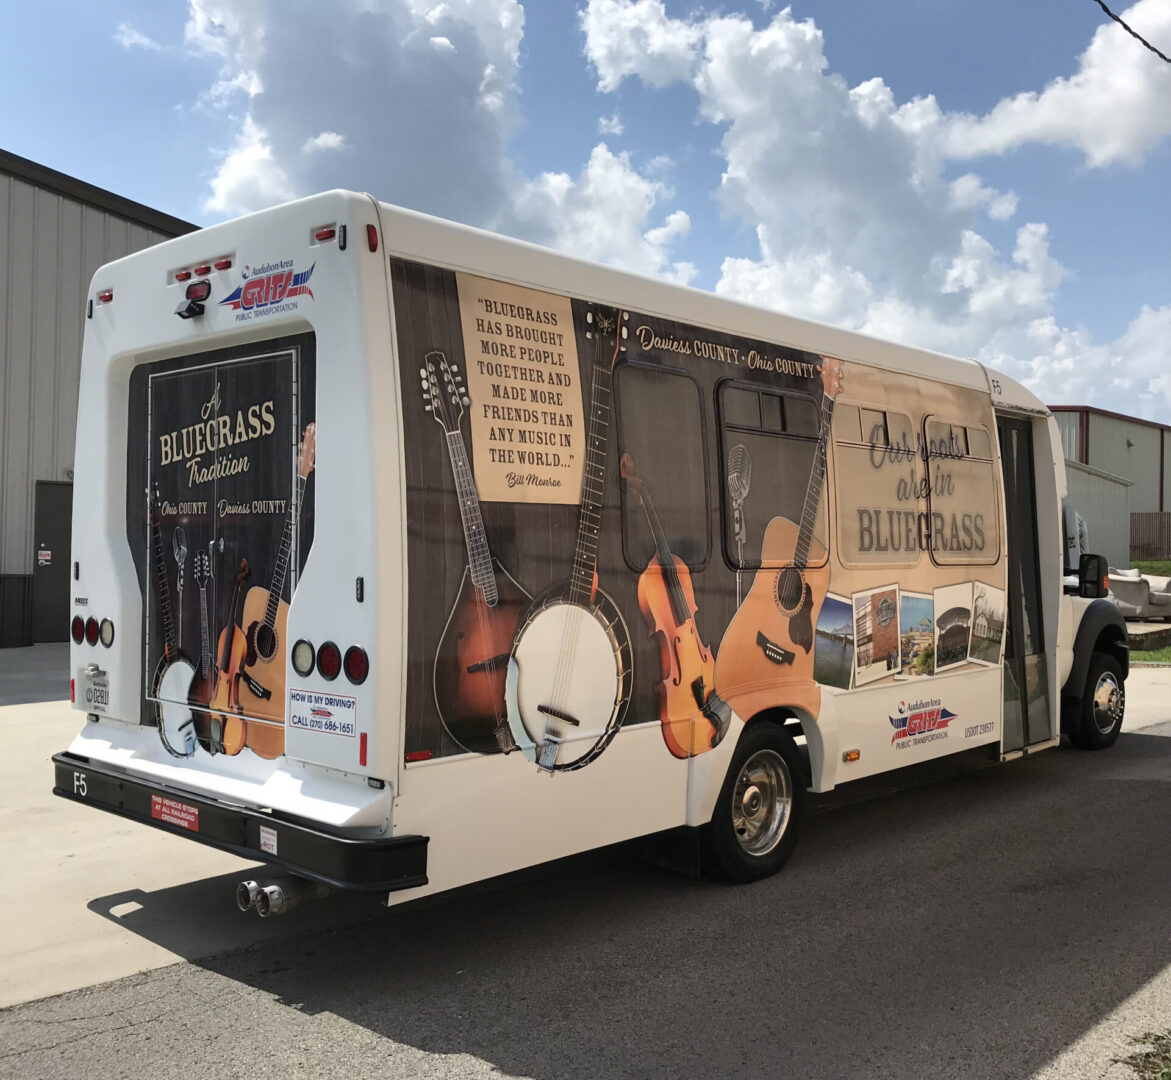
[[3, 0, 1170, 417]]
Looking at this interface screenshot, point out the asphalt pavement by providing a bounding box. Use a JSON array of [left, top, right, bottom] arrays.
[[1, 647, 1169, 1079]]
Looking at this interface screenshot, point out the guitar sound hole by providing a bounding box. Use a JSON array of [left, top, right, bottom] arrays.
[[255, 624, 278, 661], [775, 567, 805, 614]]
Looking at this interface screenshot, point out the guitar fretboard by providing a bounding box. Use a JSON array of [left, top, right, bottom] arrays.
[[149, 515, 177, 655], [198, 588, 211, 677], [569, 355, 615, 606], [793, 390, 835, 569], [446, 430, 498, 606], [264, 474, 306, 627]]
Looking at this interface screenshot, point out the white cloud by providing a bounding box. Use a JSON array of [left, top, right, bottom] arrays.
[[509, 144, 696, 284], [302, 131, 347, 154], [579, 0, 1171, 414], [580, 0, 701, 93], [204, 115, 294, 218], [942, 0, 1171, 167], [114, 23, 163, 51], [599, 111, 624, 136]]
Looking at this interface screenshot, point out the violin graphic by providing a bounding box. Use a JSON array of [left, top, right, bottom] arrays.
[[621, 453, 729, 758]]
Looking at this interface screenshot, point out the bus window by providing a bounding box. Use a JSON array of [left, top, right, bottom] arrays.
[[924, 418, 999, 565], [718, 381, 826, 571], [615, 363, 709, 572]]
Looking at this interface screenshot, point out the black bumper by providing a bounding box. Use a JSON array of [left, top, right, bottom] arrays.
[[53, 751, 427, 893]]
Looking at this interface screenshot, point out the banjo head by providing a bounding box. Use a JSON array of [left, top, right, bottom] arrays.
[[156, 659, 198, 757], [509, 590, 631, 769]]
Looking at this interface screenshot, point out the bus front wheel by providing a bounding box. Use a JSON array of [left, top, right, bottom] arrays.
[[701, 723, 804, 883], [1068, 652, 1125, 751]]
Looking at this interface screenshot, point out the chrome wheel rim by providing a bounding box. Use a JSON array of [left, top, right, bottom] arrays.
[[1091, 671, 1124, 736], [732, 748, 791, 857]]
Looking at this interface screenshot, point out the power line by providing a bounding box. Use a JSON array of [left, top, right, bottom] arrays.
[[1089, 0, 1171, 65]]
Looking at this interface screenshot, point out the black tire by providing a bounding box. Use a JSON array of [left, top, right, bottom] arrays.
[[1070, 652, 1125, 751], [700, 723, 804, 883]]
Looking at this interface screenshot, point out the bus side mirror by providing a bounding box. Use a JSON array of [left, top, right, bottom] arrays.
[[1079, 553, 1109, 599]]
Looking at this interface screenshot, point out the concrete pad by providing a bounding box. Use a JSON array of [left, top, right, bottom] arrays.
[[0, 699, 381, 1009]]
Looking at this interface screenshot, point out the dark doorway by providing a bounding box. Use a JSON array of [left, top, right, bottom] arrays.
[[996, 418, 1051, 752], [32, 481, 73, 643]]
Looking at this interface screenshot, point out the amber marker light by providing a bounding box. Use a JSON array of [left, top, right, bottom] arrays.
[[842, 749, 861, 763]]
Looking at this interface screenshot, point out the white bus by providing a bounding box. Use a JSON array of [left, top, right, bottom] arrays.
[[54, 191, 1128, 912]]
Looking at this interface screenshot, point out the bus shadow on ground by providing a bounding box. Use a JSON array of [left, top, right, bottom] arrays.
[[85, 727, 1171, 1080]]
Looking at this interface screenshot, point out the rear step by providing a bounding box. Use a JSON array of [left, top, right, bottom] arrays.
[[52, 752, 427, 893]]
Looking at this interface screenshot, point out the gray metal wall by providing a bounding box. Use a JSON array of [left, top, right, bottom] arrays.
[[1053, 411, 1079, 463], [1065, 460, 1132, 570], [1087, 411, 1162, 514], [0, 173, 172, 578]]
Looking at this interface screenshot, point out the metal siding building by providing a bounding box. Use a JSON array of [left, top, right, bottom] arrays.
[[1050, 405, 1171, 564], [1064, 461, 1131, 570], [0, 151, 196, 646]]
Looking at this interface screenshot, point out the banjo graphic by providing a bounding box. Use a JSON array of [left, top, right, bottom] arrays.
[[503, 304, 634, 772]]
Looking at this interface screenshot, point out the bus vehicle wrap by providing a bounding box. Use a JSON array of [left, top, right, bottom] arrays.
[[53, 190, 1128, 906]]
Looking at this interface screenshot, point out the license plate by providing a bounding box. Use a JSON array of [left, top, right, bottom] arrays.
[[81, 668, 109, 712]]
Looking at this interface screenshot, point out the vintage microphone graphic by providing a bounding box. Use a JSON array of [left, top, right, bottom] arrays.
[[727, 444, 752, 607], [172, 526, 188, 650]]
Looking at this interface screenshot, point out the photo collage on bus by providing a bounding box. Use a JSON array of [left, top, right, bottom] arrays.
[[391, 258, 1008, 771]]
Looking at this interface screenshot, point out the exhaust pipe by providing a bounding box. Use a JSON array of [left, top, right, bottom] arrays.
[[236, 879, 263, 912], [254, 875, 330, 917]]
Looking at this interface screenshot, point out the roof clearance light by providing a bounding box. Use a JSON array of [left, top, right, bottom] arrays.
[[97, 289, 113, 303], [175, 270, 191, 282], [344, 646, 369, 685], [318, 641, 341, 681], [214, 258, 232, 271], [314, 227, 336, 243], [99, 619, 115, 647], [366, 224, 378, 253], [292, 639, 315, 677], [193, 264, 211, 276], [85, 617, 99, 646], [71, 616, 84, 644]]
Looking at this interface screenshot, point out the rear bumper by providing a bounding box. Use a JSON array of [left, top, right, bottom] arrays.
[[53, 751, 428, 893]]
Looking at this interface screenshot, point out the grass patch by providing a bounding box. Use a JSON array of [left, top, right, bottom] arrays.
[[1132, 645, 1171, 663], [1132, 560, 1171, 577], [1116, 1030, 1171, 1079]]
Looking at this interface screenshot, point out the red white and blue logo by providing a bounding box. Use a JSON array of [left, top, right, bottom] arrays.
[[890, 699, 956, 744], [311, 706, 332, 719], [219, 259, 315, 313]]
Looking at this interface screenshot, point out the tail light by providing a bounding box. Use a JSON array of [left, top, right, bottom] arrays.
[[71, 616, 84, 644], [85, 617, 99, 645], [317, 641, 341, 680], [292, 639, 315, 676], [344, 646, 368, 685]]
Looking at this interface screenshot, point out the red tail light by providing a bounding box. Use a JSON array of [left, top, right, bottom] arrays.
[[344, 646, 368, 685], [85, 617, 99, 645], [71, 616, 85, 644], [186, 280, 212, 302], [318, 641, 341, 680]]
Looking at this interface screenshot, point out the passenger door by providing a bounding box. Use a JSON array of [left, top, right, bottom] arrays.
[[996, 416, 1052, 751]]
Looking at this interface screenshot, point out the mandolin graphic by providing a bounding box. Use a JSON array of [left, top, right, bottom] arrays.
[[423, 350, 531, 755], [714, 356, 844, 723]]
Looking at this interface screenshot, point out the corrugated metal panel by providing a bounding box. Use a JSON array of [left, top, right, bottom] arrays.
[[0, 175, 173, 575], [1065, 460, 1131, 569], [1164, 432, 1170, 513], [1087, 412, 1161, 513], [1053, 411, 1080, 462]]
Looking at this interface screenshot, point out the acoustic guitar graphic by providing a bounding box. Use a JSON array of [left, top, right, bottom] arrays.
[[714, 356, 844, 723], [187, 548, 219, 751], [504, 303, 634, 772], [621, 453, 729, 759], [148, 483, 198, 758], [422, 350, 531, 755], [214, 559, 252, 757], [235, 422, 316, 759]]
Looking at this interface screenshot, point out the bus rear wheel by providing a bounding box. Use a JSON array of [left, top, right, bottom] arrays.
[[701, 723, 804, 883], [1068, 652, 1125, 750]]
